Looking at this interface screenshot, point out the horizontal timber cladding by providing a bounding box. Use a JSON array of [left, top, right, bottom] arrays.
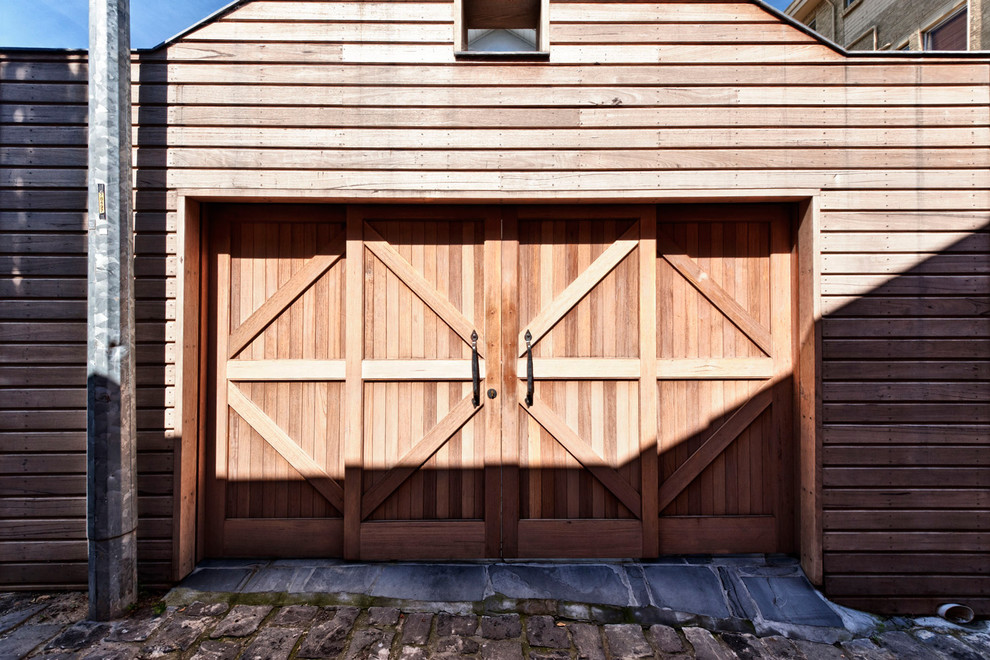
[[0, 0, 988, 615], [0, 50, 174, 589]]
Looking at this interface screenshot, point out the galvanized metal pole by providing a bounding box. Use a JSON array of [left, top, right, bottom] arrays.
[[87, 0, 137, 620]]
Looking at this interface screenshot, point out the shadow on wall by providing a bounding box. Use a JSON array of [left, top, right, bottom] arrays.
[[0, 53, 988, 613]]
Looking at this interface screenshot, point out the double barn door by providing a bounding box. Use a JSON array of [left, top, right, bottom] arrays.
[[207, 204, 793, 559]]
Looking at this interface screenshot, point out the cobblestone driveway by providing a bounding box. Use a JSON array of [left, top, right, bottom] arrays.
[[2, 591, 989, 659]]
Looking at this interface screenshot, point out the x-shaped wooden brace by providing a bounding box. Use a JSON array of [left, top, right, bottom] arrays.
[[655, 230, 775, 503], [657, 230, 772, 357], [518, 221, 643, 517], [359, 221, 485, 518], [228, 230, 346, 359], [227, 382, 345, 513]]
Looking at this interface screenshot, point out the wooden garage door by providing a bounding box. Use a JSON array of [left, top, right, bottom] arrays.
[[504, 206, 656, 557], [654, 204, 794, 554], [207, 204, 349, 556], [206, 203, 792, 558]]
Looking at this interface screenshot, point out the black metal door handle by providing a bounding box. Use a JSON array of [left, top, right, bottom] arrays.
[[525, 329, 534, 407], [471, 330, 480, 407]]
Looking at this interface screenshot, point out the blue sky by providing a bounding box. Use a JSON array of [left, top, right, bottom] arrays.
[[1, 0, 794, 49]]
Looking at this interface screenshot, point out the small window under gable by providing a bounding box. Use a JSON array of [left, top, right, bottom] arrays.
[[456, 0, 549, 57]]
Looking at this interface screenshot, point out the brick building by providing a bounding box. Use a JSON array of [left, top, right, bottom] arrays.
[[785, 0, 987, 50]]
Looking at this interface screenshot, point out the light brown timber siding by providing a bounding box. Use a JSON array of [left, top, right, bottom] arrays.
[[1, 0, 989, 613]]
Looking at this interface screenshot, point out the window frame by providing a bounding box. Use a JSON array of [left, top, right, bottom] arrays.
[[922, 4, 969, 51], [455, 0, 550, 59]]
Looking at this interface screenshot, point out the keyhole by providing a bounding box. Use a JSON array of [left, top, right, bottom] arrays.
[[487, 389, 497, 399]]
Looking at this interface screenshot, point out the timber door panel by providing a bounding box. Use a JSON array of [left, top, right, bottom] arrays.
[[655, 205, 794, 554], [505, 206, 657, 557], [208, 204, 348, 557], [353, 206, 500, 559]]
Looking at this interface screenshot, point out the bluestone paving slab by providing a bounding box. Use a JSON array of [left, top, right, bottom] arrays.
[[739, 575, 843, 627], [490, 564, 640, 607], [303, 564, 382, 594], [641, 565, 732, 618], [0, 623, 63, 658], [370, 564, 487, 602], [241, 566, 313, 593], [0, 602, 47, 634], [180, 567, 254, 592]]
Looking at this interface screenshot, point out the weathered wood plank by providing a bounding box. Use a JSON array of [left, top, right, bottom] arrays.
[[164, 79, 990, 106], [8, 60, 987, 86], [825, 553, 990, 574], [823, 382, 990, 402], [823, 403, 990, 424], [824, 339, 990, 359], [822, 253, 990, 275], [824, 489, 990, 508], [824, 510, 990, 530], [822, 296, 989, 317], [824, 533, 990, 553], [823, 425, 990, 445], [824, 467, 990, 488]]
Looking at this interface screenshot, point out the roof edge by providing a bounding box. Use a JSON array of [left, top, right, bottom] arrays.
[[2, 0, 987, 59], [145, 0, 250, 52], [750, 0, 990, 57]]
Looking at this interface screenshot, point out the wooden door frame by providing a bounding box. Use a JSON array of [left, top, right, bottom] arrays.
[[171, 190, 822, 584]]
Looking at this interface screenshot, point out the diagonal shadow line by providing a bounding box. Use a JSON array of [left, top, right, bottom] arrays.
[[227, 382, 345, 512], [658, 382, 773, 512], [522, 394, 643, 518], [361, 394, 482, 519]]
